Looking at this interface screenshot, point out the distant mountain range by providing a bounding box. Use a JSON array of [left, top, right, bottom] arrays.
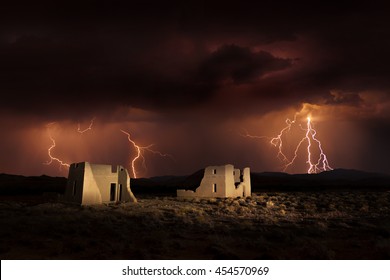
[[1, 168, 389, 196], [131, 168, 390, 194], [249, 169, 390, 192], [0, 173, 67, 195]]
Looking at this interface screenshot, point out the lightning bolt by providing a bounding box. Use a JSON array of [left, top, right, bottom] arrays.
[[305, 116, 332, 174], [238, 128, 270, 140], [43, 123, 70, 169], [120, 129, 174, 178], [270, 113, 298, 163], [44, 118, 95, 170], [241, 114, 333, 174], [77, 117, 96, 134]]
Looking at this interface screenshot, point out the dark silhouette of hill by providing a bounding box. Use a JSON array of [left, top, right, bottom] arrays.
[[1, 168, 389, 197], [131, 170, 203, 195], [0, 173, 67, 195], [131, 169, 390, 193], [250, 169, 390, 191], [314, 168, 388, 180], [131, 168, 390, 195]]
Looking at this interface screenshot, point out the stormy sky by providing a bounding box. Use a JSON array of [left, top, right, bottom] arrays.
[[1, 1, 390, 177]]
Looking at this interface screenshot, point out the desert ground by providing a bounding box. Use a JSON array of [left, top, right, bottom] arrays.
[[1, 191, 390, 259]]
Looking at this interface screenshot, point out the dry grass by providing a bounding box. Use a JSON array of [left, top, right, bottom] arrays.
[[1, 191, 390, 259]]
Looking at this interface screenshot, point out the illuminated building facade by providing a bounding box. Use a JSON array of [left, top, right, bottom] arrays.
[[64, 162, 137, 205], [177, 164, 251, 198]]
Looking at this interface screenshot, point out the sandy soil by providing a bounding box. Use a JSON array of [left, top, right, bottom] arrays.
[[1, 191, 390, 259]]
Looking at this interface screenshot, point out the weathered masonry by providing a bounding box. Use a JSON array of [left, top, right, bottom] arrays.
[[177, 164, 251, 198], [64, 162, 137, 205]]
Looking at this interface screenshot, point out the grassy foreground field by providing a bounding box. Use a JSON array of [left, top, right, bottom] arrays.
[[1, 191, 390, 259]]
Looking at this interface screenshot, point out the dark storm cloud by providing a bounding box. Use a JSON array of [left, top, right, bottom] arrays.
[[325, 91, 363, 106], [0, 1, 389, 119], [199, 45, 292, 83], [0, 1, 298, 112], [0, 27, 205, 117], [0, 33, 291, 119], [1, 1, 390, 176]]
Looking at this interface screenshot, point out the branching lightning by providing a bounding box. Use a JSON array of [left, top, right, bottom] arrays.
[[43, 123, 70, 169], [120, 129, 174, 178], [305, 117, 332, 173], [239, 128, 270, 140], [269, 113, 298, 163], [242, 113, 333, 174], [44, 118, 95, 170], [43, 119, 172, 177], [77, 117, 96, 134]]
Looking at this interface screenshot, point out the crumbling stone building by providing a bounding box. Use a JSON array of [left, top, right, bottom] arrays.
[[177, 164, 251, 198]]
